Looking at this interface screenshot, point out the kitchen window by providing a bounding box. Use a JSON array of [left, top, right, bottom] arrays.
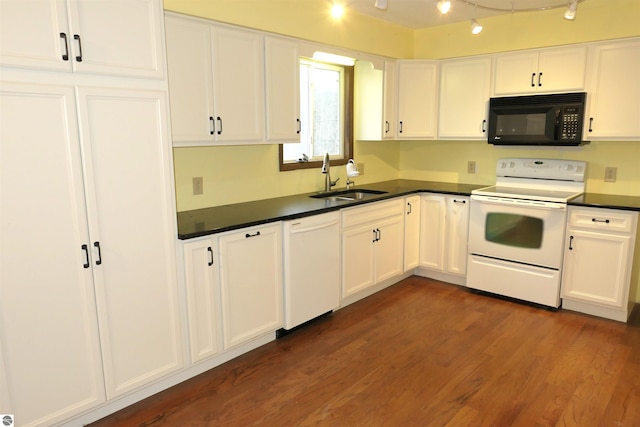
[[279, 59, 353, 171]]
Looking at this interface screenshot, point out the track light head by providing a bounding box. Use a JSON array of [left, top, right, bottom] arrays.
[[471, 18, 483, 34], [564, 0, 578, 20], [374, 0, 388, 10], [436, 0, 451, 14]]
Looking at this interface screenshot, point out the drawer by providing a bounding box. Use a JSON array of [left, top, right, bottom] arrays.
[[568, 206, 637, 234], [342, 198, 404, 229]]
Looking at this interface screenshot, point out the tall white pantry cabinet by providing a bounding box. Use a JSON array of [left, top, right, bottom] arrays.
[[0, 1, 182, 426]]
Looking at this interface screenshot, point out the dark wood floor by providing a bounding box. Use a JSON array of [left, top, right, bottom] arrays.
[[90, 276, 640, 426]]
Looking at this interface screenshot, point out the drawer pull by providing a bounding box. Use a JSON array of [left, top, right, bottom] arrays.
[[245, 231, 261, 238], [592, 218, 610, 224]]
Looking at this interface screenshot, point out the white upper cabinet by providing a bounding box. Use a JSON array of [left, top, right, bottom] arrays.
[[584, 39, 640, 140], [396, 60, 438, 139], [438, 57, 491, 139], [265, 36, 300, 143], [354, 59, 398, 141], [493, 46, 586, 95], [383, 60, 398, 140], [0, 0, 165, 78], [354, 60, 384, 141], [165, 14, 266, 146]]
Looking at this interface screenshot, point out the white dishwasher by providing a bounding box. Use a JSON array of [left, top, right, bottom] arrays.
[[281, 211, 341, 333]]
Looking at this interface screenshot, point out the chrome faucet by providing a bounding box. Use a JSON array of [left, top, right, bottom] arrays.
[[322, 152, 339, 192]]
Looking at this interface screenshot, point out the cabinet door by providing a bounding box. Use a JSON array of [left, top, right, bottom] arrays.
[[374, 215, 405, 283], [77, 87, 183, 399], [67, 0, 164, 77], [165, 15, 216, 143], [419, 194, 446, 271], [446, 197, 470, 276], [438, 57, 491, 139], [265, 36, 300, 142], [342, 223, 377, 297], [404, 195, 421, 271], [397, 61, 438, 139], [183, 238, 221, 363], [562, 229, 632, 308], [585, 40, 640, 140], [0, 0, 72, 72], [537, 47, 586, 93], [0, 82, 105, 426], [354, 60, 384, 141], [219, 224, 283, 349], [211, 26, 266, 142], [383, 60, 397, 139], [494, 52, 539, 95]]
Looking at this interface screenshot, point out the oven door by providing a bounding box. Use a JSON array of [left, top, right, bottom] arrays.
[[468, 195, 567, 269]]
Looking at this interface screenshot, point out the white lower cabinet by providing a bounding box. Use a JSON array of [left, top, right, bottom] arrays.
[[0, 82, 182, 426], [181, 237, 221, 363], [342, 199, 405, 298], [218, 223, 283, 349], [561, 206, 639, 322], [404, 195, 421, 271], [419, 194, 470, 282]]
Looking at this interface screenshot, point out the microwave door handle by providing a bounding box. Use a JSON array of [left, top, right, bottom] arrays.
[[554, 108, 561, 140]]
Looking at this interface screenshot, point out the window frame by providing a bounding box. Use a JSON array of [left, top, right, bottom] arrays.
[[279, 63, 354, 172]]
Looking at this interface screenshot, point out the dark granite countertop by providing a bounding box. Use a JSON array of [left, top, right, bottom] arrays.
[[569, 193, 640, 212], [177, 179, 483, 239]]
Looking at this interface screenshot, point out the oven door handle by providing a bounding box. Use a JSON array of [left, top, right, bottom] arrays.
[[471, 195, 566, 210]]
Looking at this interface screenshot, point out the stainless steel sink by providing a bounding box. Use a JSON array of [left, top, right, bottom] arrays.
[[310, 189, 388, 201]]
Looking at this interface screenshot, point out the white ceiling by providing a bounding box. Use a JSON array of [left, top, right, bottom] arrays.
[[345, 0, 578, 29]]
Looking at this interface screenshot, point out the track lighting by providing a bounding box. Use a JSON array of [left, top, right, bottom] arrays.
[[564, 0, 578, 20], [374, 0, 388, 10], [470, 18, 483, 34], [436, 0, 451, 14]]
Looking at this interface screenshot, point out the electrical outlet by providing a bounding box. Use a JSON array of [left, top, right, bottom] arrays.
[[604, 167, 617, 183], [357, 163, 365, 175], [192, 177, 203, 195], [467, 160, 477, 174]]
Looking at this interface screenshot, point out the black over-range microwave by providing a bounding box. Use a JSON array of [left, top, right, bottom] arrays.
[[487, 92, 589, 146]]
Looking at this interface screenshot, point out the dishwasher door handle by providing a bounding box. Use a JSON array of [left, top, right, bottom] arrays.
[[289, 220, 340, 234]]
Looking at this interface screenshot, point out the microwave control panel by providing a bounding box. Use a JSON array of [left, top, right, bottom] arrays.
[[561, 106, 582, 140]]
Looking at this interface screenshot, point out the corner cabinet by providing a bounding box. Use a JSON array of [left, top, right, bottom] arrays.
[[419, 194, 470, 284], [493, 46, 586, 96], [584, 39, 640, 140], [342, 199, 405, 299], [0, 83, 182, 426], [561, 207, 640, 322], [396, 60, 438, 139], [218, 224, 283, 349], [165, 14, 265, 145], [0, 0, 165, 78], [438, 57, 491, 139]]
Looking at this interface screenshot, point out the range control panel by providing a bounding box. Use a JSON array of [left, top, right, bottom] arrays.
[[497, 158, 587, 182]]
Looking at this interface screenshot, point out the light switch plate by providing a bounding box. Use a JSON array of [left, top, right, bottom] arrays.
[[604, 167, 617, 183], [192, 177, 203, 195]]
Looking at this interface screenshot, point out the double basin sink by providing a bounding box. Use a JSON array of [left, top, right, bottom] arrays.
[[310, 188, 388, 202]]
